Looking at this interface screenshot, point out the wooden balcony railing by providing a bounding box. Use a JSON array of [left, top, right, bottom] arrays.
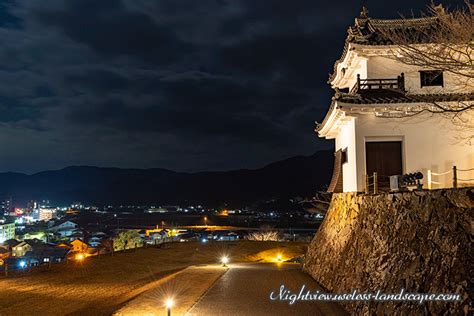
[[351, 73, 406, 94]]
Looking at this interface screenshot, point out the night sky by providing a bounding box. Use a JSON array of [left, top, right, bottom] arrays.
[[0, 0, 465, 173]]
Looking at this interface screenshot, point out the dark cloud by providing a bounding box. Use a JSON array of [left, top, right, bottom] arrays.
[[33, 0, 191, 65], [63, 68, 129, 93], [0, 0, 21, 28], [0, 0, 466, 173]]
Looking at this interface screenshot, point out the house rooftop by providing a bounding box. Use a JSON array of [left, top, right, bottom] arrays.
[[3, 239, 20, 247], [23, 239, 45, 247], [0, 216, 15, 224], [51, 219, 77, 226]]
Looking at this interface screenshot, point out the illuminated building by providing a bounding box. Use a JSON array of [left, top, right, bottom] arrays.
[[0, 217, 15, 243], [317, 8, 474, 192]]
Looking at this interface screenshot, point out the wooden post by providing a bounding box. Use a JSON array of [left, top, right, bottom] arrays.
[[453, 166, 458, 188], [357, 74, 361, 91], [365, 174, 369, 194], [4, 263, 8, 277], [427, 170, 432, 190], [373, 172, 378, 194]]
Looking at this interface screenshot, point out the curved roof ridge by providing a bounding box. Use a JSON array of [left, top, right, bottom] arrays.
[[328, 10, 442, 84], [366, 16, 438, 26]]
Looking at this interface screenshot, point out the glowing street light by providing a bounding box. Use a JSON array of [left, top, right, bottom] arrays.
[[204, 216, 208, 226], [277, 253, 283, 262], [165, 298, 174, 316], [221, 256, 229, 267], [19, 260, 26, 269], [75, 253, 85, 261]]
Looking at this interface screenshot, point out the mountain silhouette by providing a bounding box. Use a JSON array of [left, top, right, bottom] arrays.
[[0, 150, 333, 207]]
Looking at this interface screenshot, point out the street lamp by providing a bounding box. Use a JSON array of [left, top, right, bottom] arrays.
[[76, 253, 85, 261], [204, 216, 208, 227], [221, 256, 229, 267], [114, 213, 120, 229], [277, 253, 283, 262], [165, 298, 174, 316]]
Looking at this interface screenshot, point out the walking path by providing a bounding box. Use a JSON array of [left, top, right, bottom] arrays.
[[115, 265, 227, 316], [115, 263, 347, 316]]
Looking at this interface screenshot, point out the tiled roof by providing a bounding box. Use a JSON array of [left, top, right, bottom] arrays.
[[347, 16, 439, 46], [2, 239, 20, 247], [316, 91, 474, 132], [335, 91, 474, 104], [329, 7, 442, 83]]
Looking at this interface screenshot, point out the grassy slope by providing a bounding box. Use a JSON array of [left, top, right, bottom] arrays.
[[0, 241, 307, 315]]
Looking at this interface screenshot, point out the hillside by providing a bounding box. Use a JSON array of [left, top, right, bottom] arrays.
[[0, 150, 333, 206], [0, 241, 308, 315]]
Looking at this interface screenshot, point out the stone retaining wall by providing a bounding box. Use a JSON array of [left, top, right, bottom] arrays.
[[304, 188, 473, 315]]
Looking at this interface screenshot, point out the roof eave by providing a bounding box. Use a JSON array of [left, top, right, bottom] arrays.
[[316, 101, 343, 138]]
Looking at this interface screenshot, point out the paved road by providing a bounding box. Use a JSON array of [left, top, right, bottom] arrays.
[[186, 263, 348, 316]]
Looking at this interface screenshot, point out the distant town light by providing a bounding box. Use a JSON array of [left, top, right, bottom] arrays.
[[19, 260, 26, 268], [201, 238, 208, 243]]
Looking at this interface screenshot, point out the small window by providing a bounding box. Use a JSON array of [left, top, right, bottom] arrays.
[[420, 70, 444, 87], [341, 148, 348, 164]]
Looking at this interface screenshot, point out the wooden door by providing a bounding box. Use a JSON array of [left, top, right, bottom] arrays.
[[366, 141, 403, 187]]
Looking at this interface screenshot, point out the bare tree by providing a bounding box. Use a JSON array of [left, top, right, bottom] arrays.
[[377, 3, 474, 141], [387, 3, 473, 79], [246, 230, 280, 241], [298, 192, 332, 214]]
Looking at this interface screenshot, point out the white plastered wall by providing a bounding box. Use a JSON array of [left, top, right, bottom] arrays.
[[353, 112, 474, 191], [366, 55, 469, 94], [335, 117, 358, 192]]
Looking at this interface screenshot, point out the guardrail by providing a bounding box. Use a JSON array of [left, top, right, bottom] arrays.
[[365, 172, 381, 194], [351, 73, 406, 94], [365, 165, 473, 194], [364, 172, 393, 194], [428, 166, 474, 189]]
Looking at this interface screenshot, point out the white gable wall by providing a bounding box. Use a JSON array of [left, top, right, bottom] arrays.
[[352, 111, 473, 191], [335, 117, 358, 192], [366, 55, 467, 94], [333, 47, 469, 94], [333, 53, 368, 90]]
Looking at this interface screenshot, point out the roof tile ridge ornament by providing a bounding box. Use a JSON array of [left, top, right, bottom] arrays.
[[355, 6, 370, 27], [333, 87, 342, 100], [333, 88, 361, 102], [432, 4, 446, 15], [360, 6, 369, 19]]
